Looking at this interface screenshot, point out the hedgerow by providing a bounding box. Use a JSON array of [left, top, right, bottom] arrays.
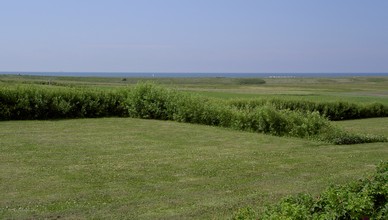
[[124, 83, 386, 144], [124, 83, 331, 137], [232, 161, 388, 219], [0, 83, 387, 144], [0, 85, 128, 120], [228, 98, 388, 120]]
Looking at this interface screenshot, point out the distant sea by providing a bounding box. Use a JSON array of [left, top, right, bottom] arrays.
[[1, 72, 388, 78]]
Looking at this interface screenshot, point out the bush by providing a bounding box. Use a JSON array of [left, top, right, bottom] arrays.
[[244, 161, 388, 219], [227, 98, 388, 121], [232, 207, 257, 220], [124, 83, 335, 139], [125, 82, 173, 120], [319, 128, 388, 145], [0, 85, 128, 120]]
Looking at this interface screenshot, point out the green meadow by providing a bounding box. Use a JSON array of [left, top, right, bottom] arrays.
[[0, 75, 387, 219]]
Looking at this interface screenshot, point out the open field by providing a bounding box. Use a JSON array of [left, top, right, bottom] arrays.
[[1, 118, 387, 219], [1, 74, 388, 104], [1, 75, 387, 218], [0, 75, 388, 98]]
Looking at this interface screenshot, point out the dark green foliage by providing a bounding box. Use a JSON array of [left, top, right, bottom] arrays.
[[124, 83, 333, 139], [231, 207, 258, 220], [235, 161, 388, 219], [317, 127, 388, 145], [331, 133, 387, 145], [260, 194, 316, 220], [0, 86, 128, 120], [229, 107, 331, 138], [234, 78, 266, 85], [125, 82, 173, 120], [228, 98, 388, 121], [171, 95, 231, 126]]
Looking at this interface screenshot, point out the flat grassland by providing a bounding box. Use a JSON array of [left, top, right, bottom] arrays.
[[0, 75, 387, 219]]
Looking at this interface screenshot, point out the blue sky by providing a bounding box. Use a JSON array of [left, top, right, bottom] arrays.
[[1, 0, 387, 73]]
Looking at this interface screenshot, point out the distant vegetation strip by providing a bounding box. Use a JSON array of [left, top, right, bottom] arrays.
[[0, 74, 266, 86], [0, 83, 386, 144], [233, 161, 388, 219]]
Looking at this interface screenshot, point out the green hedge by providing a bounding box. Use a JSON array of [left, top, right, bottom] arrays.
[[0, 86, 128, 120], [124, 83, 386, 144], [1, 83, 386, 144], [125, 83, 332, 137], [232, 161, 388, 219], [228, 98, 388, 121]]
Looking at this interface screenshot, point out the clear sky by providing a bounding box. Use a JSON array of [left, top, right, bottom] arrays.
[[1, 0, 387, 73]]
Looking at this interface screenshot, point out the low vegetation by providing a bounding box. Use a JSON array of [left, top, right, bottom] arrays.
[[233, 161, 388, 219], [228, 98, 388, 120], [0, 82, 387, 144], [0, 86, 128, 120]]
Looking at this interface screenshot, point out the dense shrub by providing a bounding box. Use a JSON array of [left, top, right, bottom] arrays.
[[124, 83, 333, 138], [0, 86, 128, 120], [229, 107, 332, 138], [232, 207, 258, 220], [328, 132, 388, 145], [171, 95, 232, 127], [228, 98, 388, 121], [233, 161, 388, 219], [125, 82, 173, 120]]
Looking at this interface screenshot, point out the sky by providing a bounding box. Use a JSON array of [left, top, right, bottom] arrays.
[[1, 0, 388, 73]]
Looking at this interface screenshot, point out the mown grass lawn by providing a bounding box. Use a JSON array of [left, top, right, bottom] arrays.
[[335, 117, 388, 136], [1, 118, 387, 219]]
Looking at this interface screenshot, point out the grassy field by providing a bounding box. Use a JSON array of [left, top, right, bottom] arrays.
[[1, 118, 387, 219], [335, 118, 388, 136], [1, 74, 387, 218], [1, 74, 387, 104], [184, 77, 388, 105]]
